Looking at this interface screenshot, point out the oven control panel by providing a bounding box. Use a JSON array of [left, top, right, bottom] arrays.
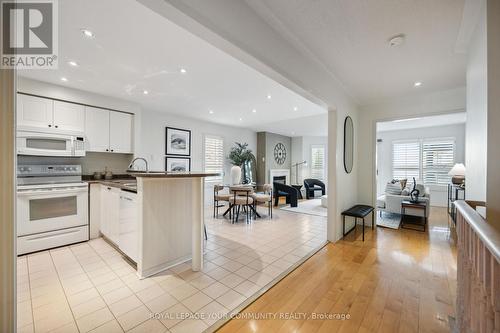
[[18, 165, 82, 177]]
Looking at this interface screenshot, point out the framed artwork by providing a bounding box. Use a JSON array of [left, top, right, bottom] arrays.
[[165, 156, 191, 172], [165, 127, 191, 156]]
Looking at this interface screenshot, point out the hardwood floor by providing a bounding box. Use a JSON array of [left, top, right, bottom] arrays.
[[217, 207, 457, 333]]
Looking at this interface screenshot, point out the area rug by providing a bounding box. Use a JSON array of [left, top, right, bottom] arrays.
[[280, 199, 327, 217], [376, 211, 401, 229]]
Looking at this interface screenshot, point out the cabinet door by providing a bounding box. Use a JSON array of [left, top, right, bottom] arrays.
[[101, 185, 120, 246], [109, 112, 133, 153], [17, 94, 54, 131], [53, 101, 85, 133], [119, 191, 138, 262], [85, 107, 110, 152]]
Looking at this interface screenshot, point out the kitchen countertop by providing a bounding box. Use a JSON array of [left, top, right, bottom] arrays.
[[85, 177, 137, 192]]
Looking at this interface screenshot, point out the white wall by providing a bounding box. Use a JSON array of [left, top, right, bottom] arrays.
[[466, 4, 488, 202], [138, 109, 257, 183], [357, 87, 466, 206], [376, 124, 466, 207]]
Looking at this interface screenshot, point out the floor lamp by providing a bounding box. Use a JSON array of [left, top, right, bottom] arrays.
[[292, 161, 307, 185]]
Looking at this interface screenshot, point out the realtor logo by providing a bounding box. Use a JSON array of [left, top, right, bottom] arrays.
[[1, 0, 58, 69]]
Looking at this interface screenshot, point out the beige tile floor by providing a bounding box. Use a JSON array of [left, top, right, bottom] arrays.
[[17, 207, 326, 333]]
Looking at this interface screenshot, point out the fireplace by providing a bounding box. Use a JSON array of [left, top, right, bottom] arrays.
[[274, 176, 286, 184], [270, 169, 290, 185]]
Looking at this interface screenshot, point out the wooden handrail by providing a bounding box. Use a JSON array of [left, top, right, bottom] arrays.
[[455, 200, 500, 332]]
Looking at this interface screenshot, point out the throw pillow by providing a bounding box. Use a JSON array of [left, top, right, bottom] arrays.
[[399, 178, 408, 189], [385, 182, 402, 195], [401, 188, 410, 196], [416, 184, 426, 196]]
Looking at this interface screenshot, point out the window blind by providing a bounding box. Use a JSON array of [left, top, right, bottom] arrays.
[[311, 145, 325, 181], [204, 135, 224, 182], [422, 139, 454, 185], [392, 141, 421, 181]]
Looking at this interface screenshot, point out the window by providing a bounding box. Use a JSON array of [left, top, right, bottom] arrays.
[[392, 141, 421, 181], [422, 139, 455, 185], [392, 138, 455, 186], [311, 145, 326, 181], [204, 135, 224, 182]]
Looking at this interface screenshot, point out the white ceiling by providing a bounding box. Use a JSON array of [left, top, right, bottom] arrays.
[[377, 112, 467, 132], [19, 0, 325, 136], [245, 0, 468, 104]]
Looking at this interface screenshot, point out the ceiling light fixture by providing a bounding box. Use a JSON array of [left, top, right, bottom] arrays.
[[68, 61, 78, 67], [414, 81, 422, 87], [81, 29, 94, 38], [209, 110, 214, 114], [60, 77, 68, 82], [143, 90, 149, 95], [267, 95, 272, 99], [180, 68, 187, 74], [239, 118, 243, 121], [252, 109, 257, 113], [293, 106, 298, 111]]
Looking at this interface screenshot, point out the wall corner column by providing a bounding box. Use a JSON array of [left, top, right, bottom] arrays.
[[327, 107, 338, 242]]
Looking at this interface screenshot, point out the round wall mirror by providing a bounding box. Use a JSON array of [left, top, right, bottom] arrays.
[[344, 116, 354, 173]]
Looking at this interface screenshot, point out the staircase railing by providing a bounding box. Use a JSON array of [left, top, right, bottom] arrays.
[[455, 200, 500, 332]]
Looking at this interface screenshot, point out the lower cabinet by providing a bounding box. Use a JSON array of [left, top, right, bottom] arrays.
[[119, 190, 138, 262], [100, 185, 120, 246]]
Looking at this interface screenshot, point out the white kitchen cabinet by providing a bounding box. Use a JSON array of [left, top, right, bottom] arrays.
[[119, 190, 138, 262], [85, 107, 110, 152], [53, 101, 85, 133], [100, 185, 120, 246], [110, 112, 133, 153], [17, 94, 54, 131], [85, 107, 133, 154]]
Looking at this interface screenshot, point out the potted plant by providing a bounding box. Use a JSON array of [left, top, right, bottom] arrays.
[[228, 142, 256, 184]]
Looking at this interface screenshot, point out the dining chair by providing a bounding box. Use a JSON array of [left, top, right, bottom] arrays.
[[251, 184, 273, 218], [213, 184, 230, 218], [228, 186, 254, 223]]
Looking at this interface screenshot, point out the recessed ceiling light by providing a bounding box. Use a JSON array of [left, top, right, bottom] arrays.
[[209, 110, 214, 114], [60, 77, 68, 82], [388, 34, 405, 47], [414, 81, 422, 87], [143, 90, 149, 95], [239, 118, 243, 121], [267, 95, 272, 99], [180, 68, 187, 74], [81, 29, 94, 38], [252, 109, 257, 113], [293, 106, 298, 111], [68, 61, 78, 67], [291, 131, 295, 135]]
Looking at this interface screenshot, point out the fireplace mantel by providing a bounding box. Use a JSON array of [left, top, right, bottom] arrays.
[[270, 169, 290, 185]]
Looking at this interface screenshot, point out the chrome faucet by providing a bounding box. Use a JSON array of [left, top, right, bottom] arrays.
[[128, 157, 149, 172]]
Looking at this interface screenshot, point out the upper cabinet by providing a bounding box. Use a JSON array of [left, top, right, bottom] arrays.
[[17, 94, 84, 134], [17, 94, 54, 131], [53, 101, 85, 133], [85, 106, 133, 154], [110, 111, 133, 153]]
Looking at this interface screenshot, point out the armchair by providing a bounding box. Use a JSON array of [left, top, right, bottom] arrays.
[[273, 182, 299, 207], [303, 178, 326, 199]]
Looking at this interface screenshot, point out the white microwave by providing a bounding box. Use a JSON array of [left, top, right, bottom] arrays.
[[17, 131, 86, 157]]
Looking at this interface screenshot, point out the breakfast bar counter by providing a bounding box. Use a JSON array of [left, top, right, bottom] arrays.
[[130, 171, 218, 278]]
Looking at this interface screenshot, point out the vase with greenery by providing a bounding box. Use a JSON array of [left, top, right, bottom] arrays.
[[228, 142, 256, 184]]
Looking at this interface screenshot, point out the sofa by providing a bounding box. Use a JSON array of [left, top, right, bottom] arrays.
[[376, 184, 431, 218]]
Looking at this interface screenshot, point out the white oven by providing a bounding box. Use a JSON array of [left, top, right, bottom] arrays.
[[17, 165, 89, 255], [17, 131, 86, 157]]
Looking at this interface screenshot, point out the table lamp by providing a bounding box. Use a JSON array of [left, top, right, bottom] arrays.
[[448, 163, 466, 185]]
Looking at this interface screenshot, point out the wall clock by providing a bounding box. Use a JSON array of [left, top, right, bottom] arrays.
[[274, 143, 287, 165]]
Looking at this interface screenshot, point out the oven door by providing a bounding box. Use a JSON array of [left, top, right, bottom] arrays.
[[17, 131, 74, 157], [17, 184, 88, 236]]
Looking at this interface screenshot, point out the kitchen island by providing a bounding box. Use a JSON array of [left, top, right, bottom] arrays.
[[129, 171, 218, 278]]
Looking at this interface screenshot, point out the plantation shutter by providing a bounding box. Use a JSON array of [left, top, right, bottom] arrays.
[[311, 145, 325, 181], [392, 141, 421, 181], [204, 135, 224, 182], [422, 139, 454, 185]]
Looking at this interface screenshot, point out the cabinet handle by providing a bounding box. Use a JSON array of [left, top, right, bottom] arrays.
[[55, 125, 59, 128], [48, 124, 52, 127], [105, 149, 109, 152], [107, 187, 112, 190], [111, 149, 114, 152]]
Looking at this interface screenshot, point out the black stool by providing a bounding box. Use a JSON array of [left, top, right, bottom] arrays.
[[341, 205, 374, 241]]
